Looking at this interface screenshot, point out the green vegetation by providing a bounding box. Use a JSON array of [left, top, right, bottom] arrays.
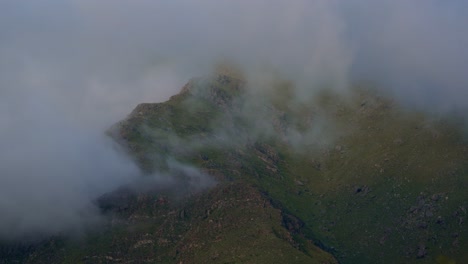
[[112, 74, 467, 263], [9, 183, 336, 264], [3, 73, 466, 263]]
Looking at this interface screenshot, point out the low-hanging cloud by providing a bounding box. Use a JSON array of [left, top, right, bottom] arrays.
[[0, 92, 140, 240], [343, 0, 468, 112], [1, 0, 467, 240]]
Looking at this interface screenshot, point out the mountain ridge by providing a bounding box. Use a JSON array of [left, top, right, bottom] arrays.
[[1, 73, 466, 263]]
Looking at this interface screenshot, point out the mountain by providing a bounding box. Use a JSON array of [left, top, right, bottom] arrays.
[[2, 72, 466, 264]]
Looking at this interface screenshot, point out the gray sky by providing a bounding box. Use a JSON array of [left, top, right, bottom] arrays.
[[0, 0, 467, 240]]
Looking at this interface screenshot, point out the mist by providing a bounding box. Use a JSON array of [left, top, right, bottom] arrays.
[[1, 0, 467, 240]]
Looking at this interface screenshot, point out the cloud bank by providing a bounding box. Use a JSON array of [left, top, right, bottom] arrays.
[[1, 0, 467, 240]]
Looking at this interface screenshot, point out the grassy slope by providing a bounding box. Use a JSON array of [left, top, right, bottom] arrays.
[[3, 74, 466, 264], [268, 97, 468, 263], [13, 183, 336, 264], [1, 76, 338, 263], [114, 75, 467, 263]]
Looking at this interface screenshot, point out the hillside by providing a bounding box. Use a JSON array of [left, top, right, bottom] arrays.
[[113, 73, 467, 263], [2, 73, 466, 264]]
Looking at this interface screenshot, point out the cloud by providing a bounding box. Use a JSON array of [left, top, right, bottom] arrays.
[[67, 0, 468, 111], [0, 95, 139, 240], [344, 0, 468, 112]]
